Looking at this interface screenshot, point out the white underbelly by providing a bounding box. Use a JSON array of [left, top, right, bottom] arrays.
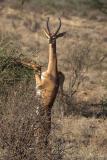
[[36, 89, 41, 96], [41, 72, 47, 80], [36, 72, 46, 95], [36, 85, 41, 96]]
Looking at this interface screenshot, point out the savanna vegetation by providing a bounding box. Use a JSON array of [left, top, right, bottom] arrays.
[[0, 0, 107, 160]]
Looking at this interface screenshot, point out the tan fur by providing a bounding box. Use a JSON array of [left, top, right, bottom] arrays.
[[35, 71, 60, 108], [18, 18, 65, 118], [34, 18, 65, 112]]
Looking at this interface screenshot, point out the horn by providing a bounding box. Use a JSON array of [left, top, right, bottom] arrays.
[[54, 17, 61, 36]]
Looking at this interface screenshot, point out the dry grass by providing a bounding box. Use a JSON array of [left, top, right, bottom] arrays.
[[0, 81, 53, 160], [0, 1, 107, 160], [54, 116, 107, 160]]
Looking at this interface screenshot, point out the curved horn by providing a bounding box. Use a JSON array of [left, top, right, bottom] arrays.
[[46, 17, 51, 36], [54, 17, 61, 36]]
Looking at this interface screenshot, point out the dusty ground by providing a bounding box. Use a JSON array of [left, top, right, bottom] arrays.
[[0, 2, 107, 160]]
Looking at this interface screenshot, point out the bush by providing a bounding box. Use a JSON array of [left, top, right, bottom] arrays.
[[0, 79, 53, 160]]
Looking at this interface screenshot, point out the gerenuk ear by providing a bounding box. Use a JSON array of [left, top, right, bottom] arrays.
[[43, 17, 52, 39], [56, 32, 66, 39], [43, 29, 50, 39]]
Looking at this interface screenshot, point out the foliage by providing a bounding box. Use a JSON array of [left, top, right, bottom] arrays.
[[0, 32, 34, 94], [0, 83, 52, 160], [0, 53, 33, 85]]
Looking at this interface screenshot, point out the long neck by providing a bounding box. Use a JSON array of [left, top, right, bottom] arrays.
[[47, 41, 58, 76]]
